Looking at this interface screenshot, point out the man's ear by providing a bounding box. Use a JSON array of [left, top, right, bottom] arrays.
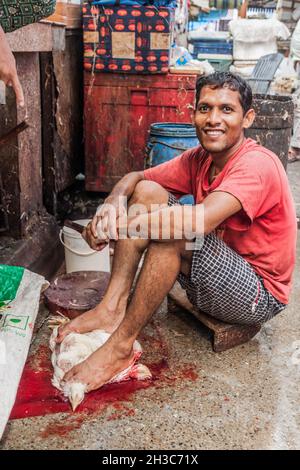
[[243, 108, 255, 129]]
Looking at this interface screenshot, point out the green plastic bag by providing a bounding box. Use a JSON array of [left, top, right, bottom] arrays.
[[0, 264, 24, 308], [0, 0, 56, 33]]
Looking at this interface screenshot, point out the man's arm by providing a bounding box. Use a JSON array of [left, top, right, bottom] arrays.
[[0, 26, 24, 107], [124, 190, 242, 241], [85, 171, 145, 250], [202, 190, 242, 234]]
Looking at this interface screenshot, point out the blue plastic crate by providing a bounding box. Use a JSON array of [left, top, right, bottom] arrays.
[[193, 43, 233, 55], [191, 39, 233, 58]]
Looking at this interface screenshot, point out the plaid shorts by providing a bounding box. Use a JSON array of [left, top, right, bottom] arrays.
[[168, 193, 286, 325]]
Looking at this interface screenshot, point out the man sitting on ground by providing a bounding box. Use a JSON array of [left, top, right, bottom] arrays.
[[57, 72, 297, 392]]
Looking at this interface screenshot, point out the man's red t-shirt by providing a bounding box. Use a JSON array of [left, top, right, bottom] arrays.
[[144, 138, 297, 304]]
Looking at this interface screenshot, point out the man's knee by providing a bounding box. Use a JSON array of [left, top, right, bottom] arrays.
[[130, 180, 169, 208], [147, 240, 193, 276]]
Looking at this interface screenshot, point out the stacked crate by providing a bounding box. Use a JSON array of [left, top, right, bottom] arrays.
[[277, 0, 297, 32], [83, 2, 197, 192], [83, 2, 174, 74], [277, 0, 300, 53], [189, 36, 233, 71], [187, 8, 234, 72]]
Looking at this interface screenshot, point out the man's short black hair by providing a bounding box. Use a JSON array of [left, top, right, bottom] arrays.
[[195, 72, 253, 115]]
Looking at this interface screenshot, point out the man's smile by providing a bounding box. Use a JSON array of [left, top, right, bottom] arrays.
[[202, 128, 225, 137]]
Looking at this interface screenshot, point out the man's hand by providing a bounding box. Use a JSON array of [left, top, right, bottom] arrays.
[[82, 171, 145, 249], [0, 26, 24, 107], [93, 195, 127, 240], [82, 220, 107, 251], [83, 196, 127, 250]]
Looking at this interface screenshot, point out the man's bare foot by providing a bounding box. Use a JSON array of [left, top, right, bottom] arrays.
[[63, 338, 135, 391], [56, 302, 125, 343]]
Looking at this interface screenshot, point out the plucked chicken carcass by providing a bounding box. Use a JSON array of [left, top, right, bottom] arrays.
[[49, 315, 152, 411]]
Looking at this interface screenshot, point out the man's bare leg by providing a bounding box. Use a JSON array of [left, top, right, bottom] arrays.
[[57, 181, 169, 342], [63, 239, 193, 390]]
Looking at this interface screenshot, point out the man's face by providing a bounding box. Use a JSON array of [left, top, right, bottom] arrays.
[[194, 85, 253, 155]]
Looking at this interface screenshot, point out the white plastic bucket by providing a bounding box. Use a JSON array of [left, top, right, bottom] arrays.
[[59, 219, 110, 273]]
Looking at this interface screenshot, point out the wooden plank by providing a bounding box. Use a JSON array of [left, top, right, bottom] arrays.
[[0, 212, 63, 279], [52, 31, 82, 192], [0, 85, 20, 237], [169, 282, 261, 352], [65, 4, 82, 29], [0, 53, 44, 237], [52, 25, 67, 52], [0, 172, 9, 232], [17, 53, 43, 237], [40, 52, 56, 214], [0, 120, 29, 147], [6, 23, 65, 52], [40, 31, 83, 216]]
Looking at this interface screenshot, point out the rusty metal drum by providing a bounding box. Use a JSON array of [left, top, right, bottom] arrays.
[[245, 94, 294, 171]]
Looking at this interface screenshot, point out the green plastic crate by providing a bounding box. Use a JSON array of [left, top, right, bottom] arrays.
[[208, 58, 232, 72], [199, 58, 232, 72]]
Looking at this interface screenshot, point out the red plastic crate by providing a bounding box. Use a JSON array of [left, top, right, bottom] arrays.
[[84, 72, 198, 192]]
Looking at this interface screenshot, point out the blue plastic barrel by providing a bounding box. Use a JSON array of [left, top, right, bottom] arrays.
[[146, 123, 199, 204], [146, 122, 199, 167]]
